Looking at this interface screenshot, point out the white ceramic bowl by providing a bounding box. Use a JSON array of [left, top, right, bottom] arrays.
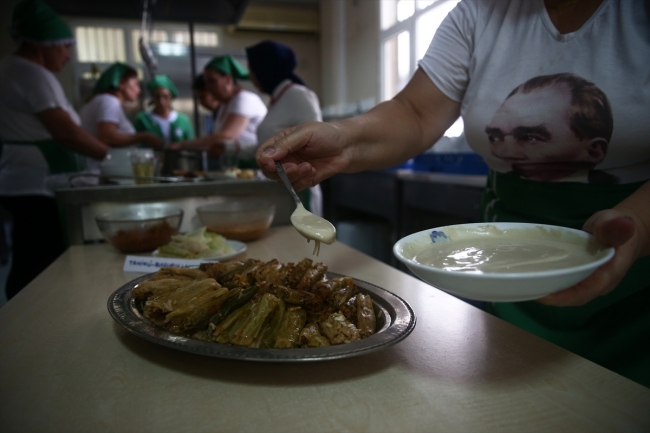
[[393, 223, 615, 302]]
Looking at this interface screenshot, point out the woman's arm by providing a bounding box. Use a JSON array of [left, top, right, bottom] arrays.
[[97, 122, 163, 149], [37, 108, 109, 160], [256, 69, 461, 191], [539, 181, 650, 306], [169, 113, 249, 152]]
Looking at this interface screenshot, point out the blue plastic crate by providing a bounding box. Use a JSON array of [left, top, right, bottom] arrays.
[[412, 153, 489, 175]]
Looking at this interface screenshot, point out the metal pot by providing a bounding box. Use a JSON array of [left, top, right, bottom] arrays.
[[161, 150, 207, 176]]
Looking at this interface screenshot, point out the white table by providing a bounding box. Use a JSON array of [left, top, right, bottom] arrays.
[[1, 226, 648, 432]]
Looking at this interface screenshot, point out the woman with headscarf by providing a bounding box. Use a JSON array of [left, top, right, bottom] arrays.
[[0, 0, 109, 300], [169, 55, 267, 161], [80, 62, 163, 152], [134, 75, 195, 146], [192, 74, 222, 134], [245, 40, 323, 216]]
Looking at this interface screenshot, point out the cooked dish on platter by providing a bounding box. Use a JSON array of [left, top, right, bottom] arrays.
[[131, 258, 378, 348]]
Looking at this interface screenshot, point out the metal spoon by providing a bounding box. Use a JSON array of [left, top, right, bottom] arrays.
[[275, 162, 336, 255]]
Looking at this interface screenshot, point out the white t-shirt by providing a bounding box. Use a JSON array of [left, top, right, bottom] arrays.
[[256, 80, 324, 217], [419, 0, 650, 185], [256, 79, 322, 144], [150, 110, 178, 142], [80, 93, 136, 136], [0, 55, 81, 197], [80, 93, 136, 172], [215, 89, 267, 150]]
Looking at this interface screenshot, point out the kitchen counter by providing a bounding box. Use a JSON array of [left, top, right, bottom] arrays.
[[322, 170, 487, 267], [1, 226, 648, 432], [56, 178, 295, 244]]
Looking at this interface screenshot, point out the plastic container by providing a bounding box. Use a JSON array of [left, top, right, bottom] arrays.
[[412, 153, 489, 175], [196, 199, 275, 241], [95, 204, 183, 253]]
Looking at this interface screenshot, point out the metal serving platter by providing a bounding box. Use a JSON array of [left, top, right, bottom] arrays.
[[108, 272, 416, 362]]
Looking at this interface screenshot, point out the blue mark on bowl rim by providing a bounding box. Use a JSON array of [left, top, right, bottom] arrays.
[[430, 230, 449, 243]]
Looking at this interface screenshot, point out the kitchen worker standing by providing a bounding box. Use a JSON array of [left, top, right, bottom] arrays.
[[169, 55, 267, 165], [80, 62, 163, 151], [0, 0, 109, 300], [245, 40, 323, 216], [134, 75, 195, 146]]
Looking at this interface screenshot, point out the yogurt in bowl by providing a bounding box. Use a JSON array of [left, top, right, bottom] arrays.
[[393, 223, 615, 302]]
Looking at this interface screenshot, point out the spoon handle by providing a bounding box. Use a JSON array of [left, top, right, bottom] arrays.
[[275, 162, 303, 206]]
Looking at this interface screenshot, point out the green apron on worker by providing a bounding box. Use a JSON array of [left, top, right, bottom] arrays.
[[0, 139, 79, 247], [133, 112, 195, 143], [0, 139, 79, 174], [481, 170, 650, 387]]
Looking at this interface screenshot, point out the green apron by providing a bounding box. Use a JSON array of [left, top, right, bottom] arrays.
[[482, 170, 650, 387], [134, 112, 195, 143], [0, 139, 79, 174], [0, 139, 78, 247]]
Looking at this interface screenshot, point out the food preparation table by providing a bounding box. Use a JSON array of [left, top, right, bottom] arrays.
[[1, 226, 648, 432]]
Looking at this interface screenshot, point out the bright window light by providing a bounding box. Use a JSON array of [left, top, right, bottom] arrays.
[[75, 26, 126, 63], [416, 0, 460, 61], [444, 117, 464, 137]]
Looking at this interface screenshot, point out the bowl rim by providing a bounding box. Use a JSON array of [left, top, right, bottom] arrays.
[[393, 222, 615, 279], [95, 207, 184, 224]]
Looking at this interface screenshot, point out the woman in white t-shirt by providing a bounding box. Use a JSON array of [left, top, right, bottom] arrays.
[[80, 63, 163, 154], [0, 0, 109, 300], [255, 0, 650, 386], [169, 55, 267, 161], [245, 40, 324, 216]]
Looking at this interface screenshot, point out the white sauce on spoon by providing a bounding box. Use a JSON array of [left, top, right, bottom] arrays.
[[290, 203, 336, 255]]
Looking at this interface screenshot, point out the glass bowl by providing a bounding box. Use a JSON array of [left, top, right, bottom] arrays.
[[196, 199, 275, 241], [393, 222, 614, 302], [95, 204, 183, 253]]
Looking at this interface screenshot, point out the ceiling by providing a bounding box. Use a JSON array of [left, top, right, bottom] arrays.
[[45, 0, 251, 24]]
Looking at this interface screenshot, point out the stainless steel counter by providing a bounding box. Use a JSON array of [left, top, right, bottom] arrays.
[[321, 170, 487, 267], [56, 179, 294, 245]]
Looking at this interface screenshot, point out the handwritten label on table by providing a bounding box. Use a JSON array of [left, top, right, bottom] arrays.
[[123, 256, 211, 273]]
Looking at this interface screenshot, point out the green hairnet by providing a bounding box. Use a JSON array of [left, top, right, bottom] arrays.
[[205, 55, 249, 80], [11, 0, 74, 45], [93, 62, 134, 94], [147, 75, 179, 98]]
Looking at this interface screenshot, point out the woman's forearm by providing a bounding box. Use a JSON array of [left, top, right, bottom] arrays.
[[98, 131, 143, 147], [61, 126, 109, 159], [37, 108, 108, 160], [338, 69, 461, 173]]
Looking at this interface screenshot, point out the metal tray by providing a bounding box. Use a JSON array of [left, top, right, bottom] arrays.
[[108, 272, 416, 362]]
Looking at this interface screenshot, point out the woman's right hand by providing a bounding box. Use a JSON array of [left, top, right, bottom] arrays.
[[256, 121, 352, 192]]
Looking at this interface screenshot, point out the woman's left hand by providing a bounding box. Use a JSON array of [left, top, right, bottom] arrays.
[[537, 209, 643, 306]]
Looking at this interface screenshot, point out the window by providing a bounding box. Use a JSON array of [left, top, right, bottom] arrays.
[[75, 27, 126, 63], [172, 31, 219, 47], [382, 31, 410, 101], [380, 0, 460, 101]]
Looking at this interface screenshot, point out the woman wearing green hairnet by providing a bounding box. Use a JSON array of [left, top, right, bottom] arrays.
[[80, 63, 163, 152], [0, 0, 109, 300], [169, 55, 267, 166], [134, 75, 195, 146]]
